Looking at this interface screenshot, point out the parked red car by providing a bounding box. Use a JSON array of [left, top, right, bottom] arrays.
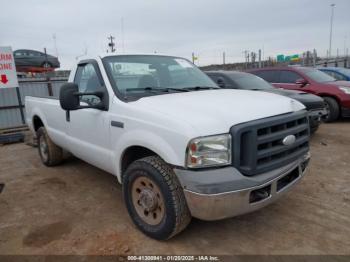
[[248, 67, 350, 122]]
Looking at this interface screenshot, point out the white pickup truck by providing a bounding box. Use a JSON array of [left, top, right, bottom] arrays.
[[26, 54, 311, 240]]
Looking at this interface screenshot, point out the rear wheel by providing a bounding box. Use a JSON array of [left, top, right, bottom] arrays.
[[323, 97, 340, 122], [123, 156, 191, 240], [42, 62, 52, 68], [37, 127, 63, 166]]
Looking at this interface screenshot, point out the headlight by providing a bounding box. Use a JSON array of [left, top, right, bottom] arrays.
[[186, 134, 231, 168], [339, 86, 350, 94]]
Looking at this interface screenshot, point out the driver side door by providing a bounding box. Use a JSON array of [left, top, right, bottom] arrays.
[[274, 70, 304, 91], [66, 61, 113, 173]]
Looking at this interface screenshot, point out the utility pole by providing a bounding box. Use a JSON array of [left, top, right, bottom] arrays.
[[262, 45, 265, 60], [344, 36, 347, 56], [43, 48, 48, 68], [53, 34, 59, 58], [191, 52, 198, 64], [243, 50, 248, 69], [251, 52, 256, 64], [313, 49, 317, 67], [258, 49, 262, 68], [107, 35, 116, 53], [223, 52, 226, 65], [336, 48, 339, 67], [328, 3, 336, 59]]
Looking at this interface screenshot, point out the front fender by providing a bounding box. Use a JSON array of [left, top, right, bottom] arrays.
[[112, 129, 185, 182]]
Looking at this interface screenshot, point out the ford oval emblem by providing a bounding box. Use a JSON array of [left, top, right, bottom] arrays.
[[282, 135, 296, 146]]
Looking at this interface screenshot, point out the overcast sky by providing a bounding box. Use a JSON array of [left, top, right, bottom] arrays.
[[1, 0, 349, 69]]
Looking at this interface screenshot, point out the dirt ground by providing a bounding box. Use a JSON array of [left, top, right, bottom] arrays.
[[0, 121, 349, 255]]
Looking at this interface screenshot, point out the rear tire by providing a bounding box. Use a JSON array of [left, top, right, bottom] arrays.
[[42, 62, 52, 68], [323, 97, 339, 122], [37, 127, 63, 166], [123, 156, 191, 240]]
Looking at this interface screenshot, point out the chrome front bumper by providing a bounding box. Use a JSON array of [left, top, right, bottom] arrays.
[[176, 152, 310, 221]]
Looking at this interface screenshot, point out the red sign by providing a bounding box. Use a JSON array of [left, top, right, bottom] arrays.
[[1, 74, 9, 84]]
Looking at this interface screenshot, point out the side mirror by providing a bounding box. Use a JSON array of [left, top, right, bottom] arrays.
[[59, 83, 80, 111], [216, 77, 226, 88], [295, 78, 308, 87], [59, 82, 108, 121]]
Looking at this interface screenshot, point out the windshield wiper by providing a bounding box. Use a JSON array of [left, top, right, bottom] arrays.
[[126, 87, 190, 93], [182, 86, 220, 91]]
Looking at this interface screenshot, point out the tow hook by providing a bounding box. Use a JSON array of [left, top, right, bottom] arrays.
[[249, 185, 271, 203]]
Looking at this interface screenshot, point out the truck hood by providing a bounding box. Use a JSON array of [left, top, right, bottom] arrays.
[[131, 89, 305, 136], [261, 89, 325, 111]]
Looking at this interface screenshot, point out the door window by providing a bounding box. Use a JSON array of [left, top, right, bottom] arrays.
[[15, 51, 28, 57], [28, 51, 38, 57], [14, 51, 23, 57], [253, 70, 279, 83], [279, 71, 301, 83], [74, 63, 103, 105]]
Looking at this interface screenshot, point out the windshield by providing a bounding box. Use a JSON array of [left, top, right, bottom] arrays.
[[230, 73, 274, 90], [299, 68, 336, 83], [102, 55, 217, 99], [336, 68, 350, 76]]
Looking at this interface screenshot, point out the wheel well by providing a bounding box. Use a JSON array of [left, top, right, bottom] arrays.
[[121, 146, 157, 177], [320, 94, 342, 112], [320, 94, 340, 105], [33, 116, 44, 132]]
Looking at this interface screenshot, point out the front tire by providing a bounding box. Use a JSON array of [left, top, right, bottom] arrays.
[[323, 97, 340, 122], [123, 156, 191, 240], [37, 127, 63, 166]]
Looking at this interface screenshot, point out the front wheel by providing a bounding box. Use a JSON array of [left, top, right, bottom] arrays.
[[323, 97, 340, 122], [123, 156, 191, 240]]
